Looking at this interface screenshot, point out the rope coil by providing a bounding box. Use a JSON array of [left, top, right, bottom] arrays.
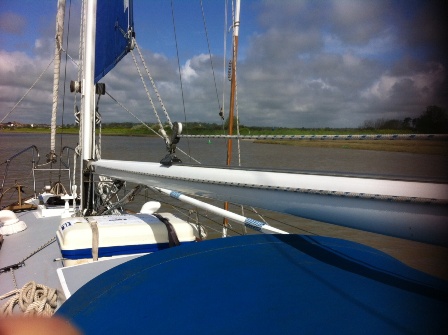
[[0, 281, 58, 316]]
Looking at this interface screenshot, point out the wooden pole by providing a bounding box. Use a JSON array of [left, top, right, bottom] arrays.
[[223, 0, 241, 236]]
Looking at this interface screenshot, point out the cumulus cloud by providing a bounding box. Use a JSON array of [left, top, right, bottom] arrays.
[[331, 0, 392, 45], [1, 0, 447, 128], [180, 55, 220, 88], [235, 0, 447, 127], [362, 64, 445, 101]]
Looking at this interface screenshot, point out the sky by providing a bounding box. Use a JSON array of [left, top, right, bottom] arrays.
[[0, 0, 447, 128]]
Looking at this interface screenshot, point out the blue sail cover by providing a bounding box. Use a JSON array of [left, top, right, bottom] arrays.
[[57, 234, 448, 334], [95, 0, 134, 83]]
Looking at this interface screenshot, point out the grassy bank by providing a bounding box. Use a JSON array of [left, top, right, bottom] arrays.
[[0, 127, 146, 136], [258, 139, 448, 155], [2, 127, 446, 155], [0, 126, 418, 136]]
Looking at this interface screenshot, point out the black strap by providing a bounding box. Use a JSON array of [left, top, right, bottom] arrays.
[[154, 214, 180, 247]]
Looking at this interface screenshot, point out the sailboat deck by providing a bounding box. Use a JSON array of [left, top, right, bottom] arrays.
[[0, 210, 64, 299], [0, 209, 148, 310]]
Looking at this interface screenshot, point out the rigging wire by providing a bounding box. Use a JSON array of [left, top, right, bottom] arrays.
[[221, 0, 228, 125], [0, 56, 56, 124], [57, 0, 73, 184], [242, 207, 317, 235], [106, 92, 161, 136], [200, 0, 222, 116], [140, 190, 244, 237], [170, 0, 192, 163], [105, 91, 201, 164], [139, 188, 313, 236], [71, 0, 85, 198]]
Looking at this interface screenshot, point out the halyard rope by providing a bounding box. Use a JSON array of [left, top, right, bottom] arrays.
[[130, 48, 167, 135], [134, 40, 173, 128], [200, 0, 222, 115]]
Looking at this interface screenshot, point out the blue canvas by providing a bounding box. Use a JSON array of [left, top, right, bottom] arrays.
[[95, 0, 134, 83], [57, 234, 448, 334]]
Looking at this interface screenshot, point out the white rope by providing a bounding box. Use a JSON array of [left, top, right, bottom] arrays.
[[130, 49, 165, 130], [96, 106, 102, 159], [87, 219, 99, 261], [134, 40, 173, 128], [130, 48, 173, 149], [105, 92, 201, 164], [50, 0, 66, 154], [0, 56, 56, 124], [73, 145, 81, 202], [0, 281, 58, 316]]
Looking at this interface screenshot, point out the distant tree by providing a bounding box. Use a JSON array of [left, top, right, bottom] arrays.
[[414, 105, 448, 133], [381, 119, 401, 129], [360, 120, 375, 130], [402, 117, 412, 129], [360, 118, 402, 130], [360, 106, 448, 132]]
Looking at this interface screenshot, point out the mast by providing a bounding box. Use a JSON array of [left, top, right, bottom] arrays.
[[80, 0, 98, 212], [226, 0, 240, 166], [48, 0, 66, 163], [223, 0, 241, 235]]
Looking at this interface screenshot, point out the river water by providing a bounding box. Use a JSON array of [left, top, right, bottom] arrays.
[[1, 132, 447, 279]]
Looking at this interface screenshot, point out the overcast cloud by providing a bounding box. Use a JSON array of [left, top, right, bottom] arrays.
[[0, 0, 446, 128]]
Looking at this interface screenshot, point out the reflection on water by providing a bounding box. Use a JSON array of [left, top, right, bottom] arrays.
[[3, 133, 446, 180], [102, 135, 448, 181], [1, 132, 447, 279]]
